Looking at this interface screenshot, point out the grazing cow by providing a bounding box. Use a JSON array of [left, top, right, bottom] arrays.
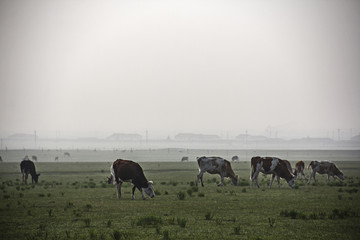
[[54, 156, 59, 161], [20, 160, 40, 184], [108, 159, 155, 200], [32, 155, 37, 162], [250, 156, 295, 188], [294, 161, 306, 180], [308, 161, 344, 184], [0, 156, 3, 162], [64, 152, 71, 157], [181, 156, 189, 162], [232, 156, 239, 162], [196, 156, 238, 187]]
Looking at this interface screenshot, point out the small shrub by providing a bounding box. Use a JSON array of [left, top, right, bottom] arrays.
[[83, 218, 91, 227], [205, 212, 214, 220], [233, 225, 241, 235], [177, 191, 185, 200], [187, 189, 193, 197], [107, 220, 112, 228], [268, 217, 275, 227], [85, 204, 92, 211], [198, 192, 205, 197], [163, 230, 170, 240], [111, 230, 130, 240], [156, 225, 161, 234], [177, 217, 187, 228]]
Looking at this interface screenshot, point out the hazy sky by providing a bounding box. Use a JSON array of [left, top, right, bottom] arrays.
[[1, 0, 359, 139]]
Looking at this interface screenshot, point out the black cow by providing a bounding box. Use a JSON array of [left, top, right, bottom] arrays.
[[108, 159, 155, 200], [20, 160, 40, 184]]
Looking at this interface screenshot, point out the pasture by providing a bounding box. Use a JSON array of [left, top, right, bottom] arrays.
[[0, 149, 360, 240]]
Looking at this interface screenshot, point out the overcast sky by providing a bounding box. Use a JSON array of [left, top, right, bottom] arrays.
[[0, 0, 359, 139]]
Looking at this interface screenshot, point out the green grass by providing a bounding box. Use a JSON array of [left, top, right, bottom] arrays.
[[0, 161, 360, 240]]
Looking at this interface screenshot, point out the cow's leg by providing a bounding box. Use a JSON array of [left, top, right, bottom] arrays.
[[116, 182, 122, 199], [22, 172, 25, 184], [196, 171, 205, 187], [269, 174, 276, 188], [137, 186, 146, 200], [217, 175, 224, 186], [277, 176, 281, 188], [251, 169, 260, 188], [308, 171, 314, 184], [24, 173, 29, 185]]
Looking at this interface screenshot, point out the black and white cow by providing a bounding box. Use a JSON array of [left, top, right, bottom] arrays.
[[196, 156, 238, 187], [250, 156, 295, 188], [20, 160, 40, 184], [108, 159, 155, 200]]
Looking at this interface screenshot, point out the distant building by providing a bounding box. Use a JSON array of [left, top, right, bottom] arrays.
[[106, 133, 142, 141], [174, 133, 220, 141]]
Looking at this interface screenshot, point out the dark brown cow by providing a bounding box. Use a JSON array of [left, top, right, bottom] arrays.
[[308, 161, 344, 184], [20, 160, 40, 184], [108, 159, 154, 200], [196, 156, 238, 187], [294, 161, 306, 180], [250, 156, 295, 188]]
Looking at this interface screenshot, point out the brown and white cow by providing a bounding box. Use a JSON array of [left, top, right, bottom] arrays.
[[308, 161, 344, 184], [250, 156, 295, 188], [20, 160, 40, 184], [294, 161, 306, 180], [196, 156, 238, 187], [108, 159, 155, 200]]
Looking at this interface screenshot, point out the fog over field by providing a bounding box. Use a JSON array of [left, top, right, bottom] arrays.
[[1, 0, 359, 149]]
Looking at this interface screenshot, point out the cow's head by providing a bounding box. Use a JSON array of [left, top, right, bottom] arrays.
[[107, 175, 113, 184], [34, 173, 40, 183], [337, 172, 345, 181], [287, 176, 295, 188], [231, 175, 239, 186], [142, 181, 155, 198]]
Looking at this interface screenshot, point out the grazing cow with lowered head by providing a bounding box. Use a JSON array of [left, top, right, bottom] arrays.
[[294, 161, 306, 180], [20, 160, 40, 184], [250, 156, 295, 188], [308, 161, 344, 184], [181, 156, 189, 162], [196, 156, 238, 187], [108, 159, 155, 200]]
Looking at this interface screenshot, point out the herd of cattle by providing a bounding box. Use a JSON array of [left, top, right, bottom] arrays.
[[19, 155, 344, 200]]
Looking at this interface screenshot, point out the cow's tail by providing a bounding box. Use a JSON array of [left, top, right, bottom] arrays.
[[110, 164, 116, 185]]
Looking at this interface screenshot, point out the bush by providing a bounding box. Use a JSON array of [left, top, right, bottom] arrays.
[[177, 191, 185, 200], [83, 218, 91, 227], [177, 217, 187, 228], [205, 212, 214, 220], [234, 225, 241, 235]]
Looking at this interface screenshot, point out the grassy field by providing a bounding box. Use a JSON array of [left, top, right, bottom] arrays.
[[0, 152, 360, 239]]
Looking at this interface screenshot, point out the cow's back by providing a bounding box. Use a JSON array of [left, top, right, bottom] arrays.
[[113, 159, 146, 181], [20, 160, 35, 173]]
